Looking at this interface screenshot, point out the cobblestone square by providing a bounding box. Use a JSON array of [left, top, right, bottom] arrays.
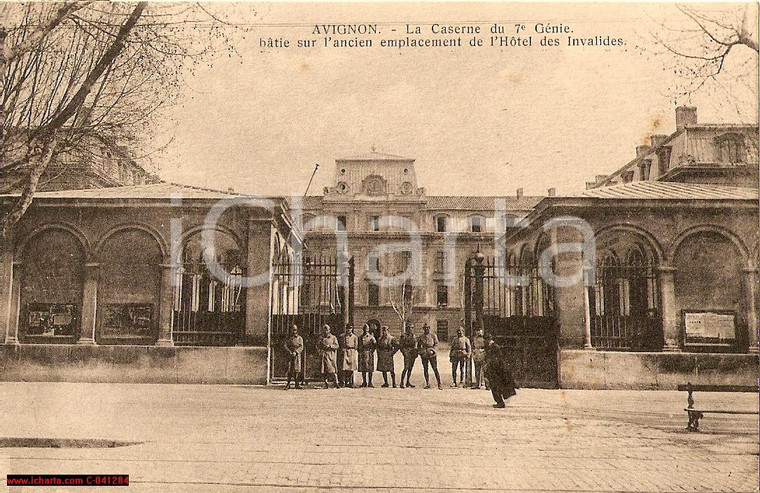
[[1, 381, 757, 492]]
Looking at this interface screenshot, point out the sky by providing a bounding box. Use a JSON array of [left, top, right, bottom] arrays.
[[155, 2, 759, 197]]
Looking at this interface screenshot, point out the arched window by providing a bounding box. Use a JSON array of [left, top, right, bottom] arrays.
[[590, 243, 661, 350], [19, 229, 85, 343], [98, 228, 162, 343], [468, 215, 485, 233], [173, 230, 244, 346]]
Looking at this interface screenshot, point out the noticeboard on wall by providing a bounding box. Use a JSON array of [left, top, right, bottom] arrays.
[[683, 310, 736, 347], [25, 303, 78, 337], [101, 303, 154, 338]]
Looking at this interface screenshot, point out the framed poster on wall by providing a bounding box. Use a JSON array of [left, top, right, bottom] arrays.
[[682, 310, 737, 349]]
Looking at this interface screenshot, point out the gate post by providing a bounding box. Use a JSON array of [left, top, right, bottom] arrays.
[[464, 258, 472, 338], [471, 251, 486, 386], [348, 257, 355, 330], [473, 252, 485, 334]]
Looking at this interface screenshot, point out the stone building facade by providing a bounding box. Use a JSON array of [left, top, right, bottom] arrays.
[[0, 106, 756, 388], [299, 152, 542, 341]]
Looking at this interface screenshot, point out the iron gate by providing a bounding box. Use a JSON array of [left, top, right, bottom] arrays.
[[464, 255, 559, 388], [270, 255, 354, 381]]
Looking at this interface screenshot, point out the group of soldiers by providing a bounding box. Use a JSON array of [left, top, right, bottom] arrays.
[[283, 321, 518, 408]]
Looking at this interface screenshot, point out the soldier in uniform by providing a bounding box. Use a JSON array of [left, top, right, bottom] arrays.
[[484, 334, 517, 408], [471, 327, 487, 389], [376, 326, 398, 388], [417, 324, 442, 390], [317, 324, 340, 389], [398, 322, 417, 388], [340, 325, 358, 388], [449, 325, 472, 387], [284, 324, 303, 390], [358, 323, 377, 387]]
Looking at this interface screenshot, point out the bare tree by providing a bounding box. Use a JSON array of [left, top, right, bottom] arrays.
[[0, 2, 237, 235], [646, 4, 758, 104], [388, 280, 415, 334]]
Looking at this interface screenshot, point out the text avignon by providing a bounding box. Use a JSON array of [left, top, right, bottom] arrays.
[[313, 24, 379, 35]]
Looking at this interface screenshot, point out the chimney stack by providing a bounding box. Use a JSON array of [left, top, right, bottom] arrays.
[[650, 134, 668, 148], [516, 188, 524, 199], [547, 188, 556, 197], [675, 106, 697, 131], [636, 145, 651, 157]]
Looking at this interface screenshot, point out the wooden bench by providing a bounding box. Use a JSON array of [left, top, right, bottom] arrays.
[[678, 382, 759, 431]]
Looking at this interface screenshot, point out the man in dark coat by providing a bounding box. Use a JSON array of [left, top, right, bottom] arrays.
[[483, 334, 517, 408], [358, 324, 377, 387], [398, 322, 417, 388], [376, 325, 398, 387], [284, 324, 304, 390]]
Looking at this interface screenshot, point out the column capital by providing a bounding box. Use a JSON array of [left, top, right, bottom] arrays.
[[742, 267, 758, 274], [656, 265, 677, 274]]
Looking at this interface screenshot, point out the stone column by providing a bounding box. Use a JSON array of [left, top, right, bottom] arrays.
[[0, 237, 15, 344], [78, 262, 100, 344], [5, 262, 21, 345], [657, 265, 679, 351], [743, 267, 758, 353], [552, 227, 587, 348], [245, 218, 274, 346], [156, 262, 175, 346], [582, 267, 593, 349]]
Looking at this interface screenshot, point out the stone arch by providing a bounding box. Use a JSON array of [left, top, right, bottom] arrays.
[[17, 226, 88, 342], [94, 223, 167, 260], [672, 227, 748, 348], [177, 225, 244, 263], [96, 227, 164, 343], [669, 225, 751, 268], [594, 223, 664, 263], [15, 223, 91, 260]]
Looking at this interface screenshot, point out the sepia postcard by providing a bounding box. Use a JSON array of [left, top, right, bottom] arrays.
[[0, 2, 758, 492]]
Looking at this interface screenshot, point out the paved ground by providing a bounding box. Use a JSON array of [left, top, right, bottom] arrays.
[[0, 380, 757, 492]]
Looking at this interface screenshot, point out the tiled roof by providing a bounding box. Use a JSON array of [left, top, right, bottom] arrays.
[[337, 151, 412, 161], [0, 182, 242, 200], [578, 181, 758, 200], [425, 196, 543, 210]]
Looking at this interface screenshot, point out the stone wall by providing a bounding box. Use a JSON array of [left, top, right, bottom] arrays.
[[0, 345, 268, 384], [559, 349, 758, 389]]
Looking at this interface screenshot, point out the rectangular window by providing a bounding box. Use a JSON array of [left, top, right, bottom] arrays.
[[436, 320, 449, 342], [436, 283, 448, 307], [399, 251, 411, 273], [337, 215, 347, 231], [436, 216, 447, 233], [368, 252, 380, 274], [470, 216, 482, 233], [367, 283, 379, 306], [369, 215, 380, 231], [435, 251, 445, 273]]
